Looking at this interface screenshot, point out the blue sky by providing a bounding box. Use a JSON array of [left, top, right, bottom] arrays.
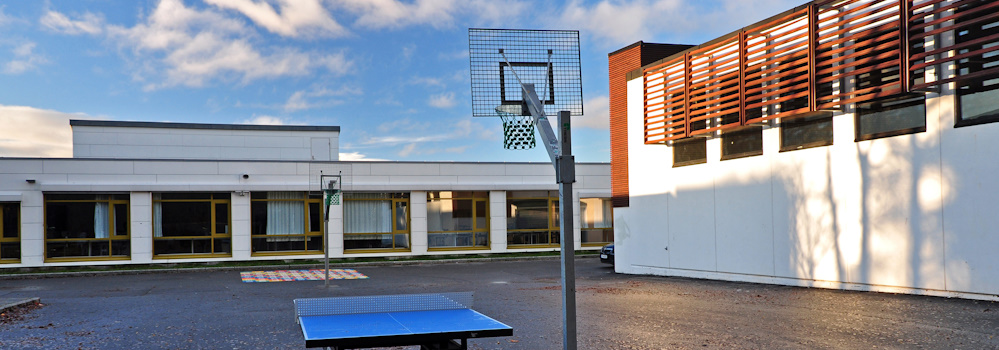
[[0, 0, 802, 162]]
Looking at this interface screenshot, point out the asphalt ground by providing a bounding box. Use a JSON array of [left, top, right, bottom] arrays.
[[1, 258, 998, 350]]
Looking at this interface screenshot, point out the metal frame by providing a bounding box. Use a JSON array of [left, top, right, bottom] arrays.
[[249, 193, 325, 256], [426, 192, 490, 251], [0, 202, 20, 262]]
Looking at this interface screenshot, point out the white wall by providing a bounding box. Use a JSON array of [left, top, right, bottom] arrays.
[[0, 160, 610, 267], [617, 76, 999, 300], [73, 124, 339, 162]]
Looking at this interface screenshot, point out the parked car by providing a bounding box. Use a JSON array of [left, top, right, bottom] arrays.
[[599, 244, 614, 265]]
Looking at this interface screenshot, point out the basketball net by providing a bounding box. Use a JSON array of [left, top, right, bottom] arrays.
[[495, 104, 537, 150]]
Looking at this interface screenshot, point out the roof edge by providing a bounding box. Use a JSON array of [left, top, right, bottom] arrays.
[[69, 119, 341, 132]]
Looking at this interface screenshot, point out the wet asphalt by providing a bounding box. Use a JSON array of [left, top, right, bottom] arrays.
[[1, 258, 998, 350]]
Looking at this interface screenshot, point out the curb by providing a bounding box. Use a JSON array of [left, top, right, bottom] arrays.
[[0, 297, 40, 313], [0, 255, 597, 280]]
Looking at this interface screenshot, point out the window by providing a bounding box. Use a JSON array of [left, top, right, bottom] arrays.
[[855, 94, 926, 141], [721, 127, 763, 160], [955, 0, 999, 126], [579, 198, 613, 246], [343, 193, 410, 251], [780, 113, 833, 151], [250, 192, 323, 255], [672, 138, 707, 167], [153, 192, 231, 257], [427, 191, 489, 250], [507, 191, 559, 247], [45, 194, 129, 260], [1, 202, 19, 263]]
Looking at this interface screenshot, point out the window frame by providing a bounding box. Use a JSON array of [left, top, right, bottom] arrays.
[[953, 0, 999, 127], [506, 191, 560, 248], [152, 192, 232, 258], [720, 126, 764, 161], [43, 194, 130, 262], [672, 137, 708, 167], [426, 191, 490, 251], [250, 192, 324, 256], [854, 94, 927, 142], [0, 202, 20, 263], [779, 113, 834, 152], [342, 193, 411, 253], [579, 198, 613, 247]]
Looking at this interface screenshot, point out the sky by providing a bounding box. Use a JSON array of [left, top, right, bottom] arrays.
[[0, 0, 804, 163]]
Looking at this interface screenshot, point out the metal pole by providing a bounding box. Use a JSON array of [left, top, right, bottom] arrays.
[[557, 111, 576, 350], [324, 190, 330, 288]]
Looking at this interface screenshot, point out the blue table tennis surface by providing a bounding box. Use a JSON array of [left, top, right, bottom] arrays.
[[299, 308, 513, 348]]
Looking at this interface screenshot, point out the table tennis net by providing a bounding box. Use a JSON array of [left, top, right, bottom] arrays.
[[294, 292, 474, 321]]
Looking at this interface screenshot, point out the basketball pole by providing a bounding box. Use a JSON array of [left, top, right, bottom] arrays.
[[521, 84, 577, 350]]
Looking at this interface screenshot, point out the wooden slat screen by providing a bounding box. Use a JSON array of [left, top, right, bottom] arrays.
[[640, 0, 999, 145]]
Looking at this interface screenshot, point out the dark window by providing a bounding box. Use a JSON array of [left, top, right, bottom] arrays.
[[44, 194, 130, 260], [1, 202, 20, 262], [855, 94, 926, 141], [721, 127, 763, 160], [780, 113, 833, 152], [955, 1, 999, 127], [673, 138, 707, 167]]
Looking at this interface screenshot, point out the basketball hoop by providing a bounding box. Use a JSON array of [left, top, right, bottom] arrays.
[[495, 105, 536, 150]]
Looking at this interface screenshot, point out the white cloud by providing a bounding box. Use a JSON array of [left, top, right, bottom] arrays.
[[3, 42, 48, 74], [205, 0, 348, 38], [284, 85, 361, 112], [0, 105, 101, 157], [0, 6, 14, 26], [409, 76, 445, 87], [97, 0, 353, 89], [428, 92, 456, 108], [576, 95, 609, 130], [398, 143, 418, 157], [558, 0, 681, 46], [336, 0, 527, 29], [239, 115, 293, 125], [40, 10, 104, 35], [338, 152, 386, 161]]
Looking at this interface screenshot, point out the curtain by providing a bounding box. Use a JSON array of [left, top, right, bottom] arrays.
[[266, 192, 304, 235], [94, 195, 109, 239], [344, 200, 392, 234], [153, 193, 162, 237]]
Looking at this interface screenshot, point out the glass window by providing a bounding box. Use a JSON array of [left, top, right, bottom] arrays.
[[855, 94, 926, 141], [507, 191, 559, 247], [343, 193, 410, 251], [780, 113, 833, 152], [153, 192, 231, 257], [427, 191, 490, 250], [579, 198, 613, 246], [44, 194, 130, 260], [250, 192, 323, 254], [1, 202, 20, 263], [721, 127, 763, 160], [955, 1, 999, 127], [673, 138, 707, 167]]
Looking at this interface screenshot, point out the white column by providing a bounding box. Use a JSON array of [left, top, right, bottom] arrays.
[[409, 191, 428, 254], [327, 194, 344, 258], [19, 191, 43, 266], [230, 192, 251, 260], [130, 192, 153, 263], [490, 191, 507, 252]]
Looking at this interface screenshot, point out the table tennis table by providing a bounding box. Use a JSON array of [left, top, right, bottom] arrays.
[[294, 292, 513, 350]]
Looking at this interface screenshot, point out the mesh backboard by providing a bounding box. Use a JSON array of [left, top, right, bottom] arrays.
[[469, 28, 583, 117]]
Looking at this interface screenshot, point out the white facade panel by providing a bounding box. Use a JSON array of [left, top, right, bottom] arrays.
[[619, 65, 999, 299]]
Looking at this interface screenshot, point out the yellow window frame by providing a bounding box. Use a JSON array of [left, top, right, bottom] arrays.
[[152, 193, 231, 258], [506, 193, 560, 248], [427, 195, 490, 251], [43, 196, 131, 262], [343, 195, 411, 253], [250, 194, 324, 256], [0, 202, 20, 263]]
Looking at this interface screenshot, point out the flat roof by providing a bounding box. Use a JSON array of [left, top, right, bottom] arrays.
[[70, 119, 340, 132]]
